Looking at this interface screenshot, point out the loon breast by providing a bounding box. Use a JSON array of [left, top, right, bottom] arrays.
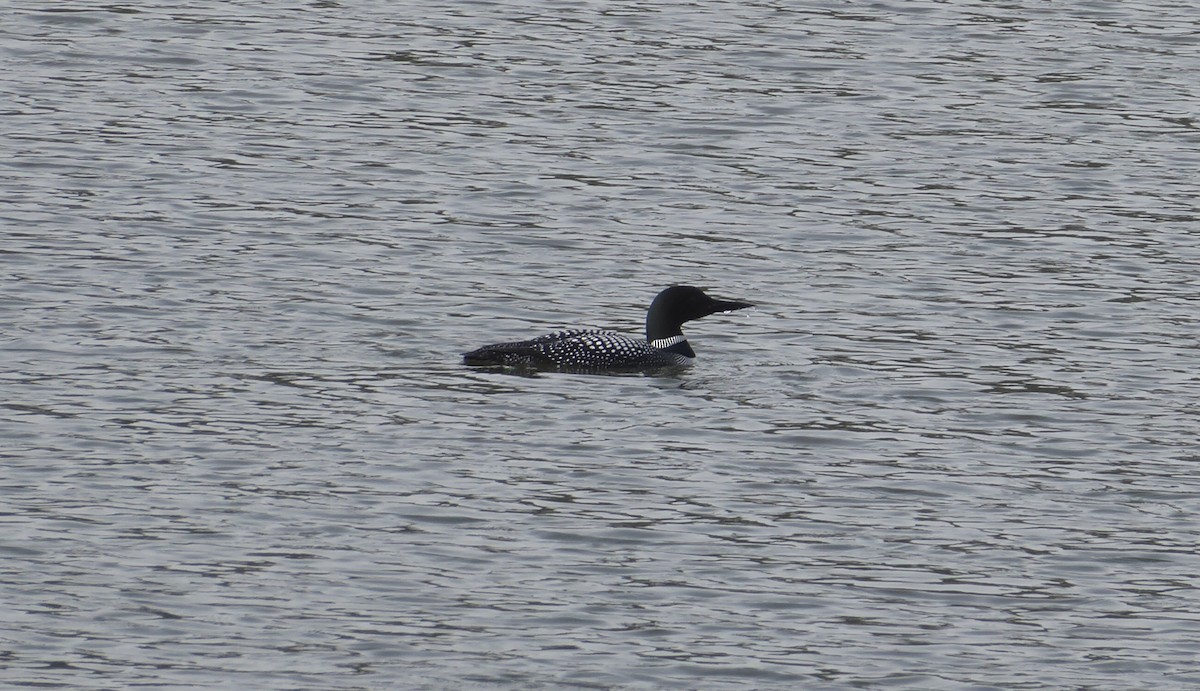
[[462, 329, 691, 370]]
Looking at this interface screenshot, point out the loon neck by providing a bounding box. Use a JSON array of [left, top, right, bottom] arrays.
[[645, 299, 692, 357], [649, 334, 695, 358], [644, 303, 683, 343]]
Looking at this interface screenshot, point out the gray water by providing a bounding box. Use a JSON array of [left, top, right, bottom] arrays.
[[3, 1, 1200, 688]]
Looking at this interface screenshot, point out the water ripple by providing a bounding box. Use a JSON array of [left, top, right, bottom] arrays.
[[4, 0, 1200, 688]]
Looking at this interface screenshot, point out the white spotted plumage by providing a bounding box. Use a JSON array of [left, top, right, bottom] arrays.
[[467, 329, 692, 369]]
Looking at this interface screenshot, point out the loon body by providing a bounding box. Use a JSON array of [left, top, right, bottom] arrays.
[[462, 286, 753, 371]]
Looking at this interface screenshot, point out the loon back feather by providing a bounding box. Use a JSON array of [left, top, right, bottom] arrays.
[[462, 330, 688, 369]]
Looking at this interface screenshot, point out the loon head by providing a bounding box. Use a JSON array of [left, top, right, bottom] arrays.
[[644, 286, 753, 341]]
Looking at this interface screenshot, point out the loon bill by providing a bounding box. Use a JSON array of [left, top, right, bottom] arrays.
[[462, 285, 753, 371]]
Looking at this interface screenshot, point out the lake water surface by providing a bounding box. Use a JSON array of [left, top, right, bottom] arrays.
[[3, 1, 1200, 688]]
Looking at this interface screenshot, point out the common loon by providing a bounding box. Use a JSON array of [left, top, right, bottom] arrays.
[[462, 286, 753, 371]]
